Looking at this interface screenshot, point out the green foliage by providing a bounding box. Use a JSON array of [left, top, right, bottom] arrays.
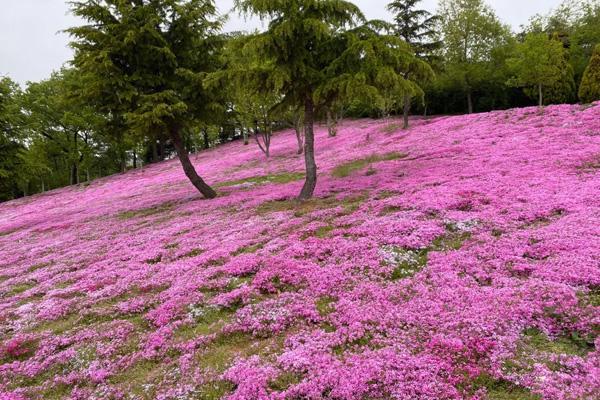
[[68, 0, 224, 135], [507, 33, 570, 106], [579, 43, 600, 103], [438, 0, 512, 112], [387, 0, 441, 61]]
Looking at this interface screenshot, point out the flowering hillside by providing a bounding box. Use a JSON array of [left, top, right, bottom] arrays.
[[1, 104, 599, 400]]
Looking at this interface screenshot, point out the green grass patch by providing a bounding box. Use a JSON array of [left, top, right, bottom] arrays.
[[117, 202, 174, 220], [8, 281, 37, 296], [523, 328, 594, 356], [332, 152, 408, 178], [380, 122, 403, 134], [316, 296, 337, 317], [472, 374, 540, 400], [268, 371, 304, 391], [216, 172, 304, 188], [232, 243, 264, 256], [432, 231, 472, 251], [257, 193, 366, 217], [196, 380, 236, 399]]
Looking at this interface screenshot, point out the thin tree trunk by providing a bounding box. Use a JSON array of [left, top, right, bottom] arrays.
[[538, 83, 543, 107], [326, 109, 337, 137], [71, 164, 79, 185], [243, 128, 249, 146], [299, 96, 317, 200], [170, 125, 217, 199], [467, 90, 473, 114], [86, 169, 90, 182], [203, 129, 210, 150], [403, 94, 411, 129], [294, 124, 304, 155], [152, 141, 159, 163], [133, 151, 137, 169]]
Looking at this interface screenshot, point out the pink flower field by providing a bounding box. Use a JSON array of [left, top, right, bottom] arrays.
[[1, 104, 600, 400]]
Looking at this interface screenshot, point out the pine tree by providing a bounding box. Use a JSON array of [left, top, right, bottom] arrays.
[[233, 1, 421, 199], [387, 1, 437, 128], [387, 0, 441, 60], [579, 43, 600, 103], [67, 0, 223, 199]]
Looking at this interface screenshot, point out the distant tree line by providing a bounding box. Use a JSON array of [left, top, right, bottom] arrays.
[[1, 0, 599, 202]]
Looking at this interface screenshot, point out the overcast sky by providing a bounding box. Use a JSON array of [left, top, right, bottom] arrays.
[[1, 0, 564, 85]]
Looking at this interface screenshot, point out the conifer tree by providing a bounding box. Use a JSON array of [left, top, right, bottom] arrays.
[[234, 1, 420, 199], [579, 43, 600, 103], [67, 0, 223, 198]]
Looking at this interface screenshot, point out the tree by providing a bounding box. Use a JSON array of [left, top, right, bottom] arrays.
[[233, 0, 365, 200], [20, 70, 103, 186], [211, 33, 282, 158], [579, 43, 600, 103], [387, 0, 441, 60], [234, 2, 421, 199], [507, 33, 568, 107], [0, 77, 25, 201], [68, 0, 223, 199], [438, 0, 510, 113], [387, 1, 438, 127]]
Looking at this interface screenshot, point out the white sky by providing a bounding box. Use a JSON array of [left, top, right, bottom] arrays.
[[0, 0, 564, 85]]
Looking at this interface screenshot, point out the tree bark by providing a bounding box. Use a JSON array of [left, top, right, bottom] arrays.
[[243, 128, 249, 146], [467, 90, 474, 114], [170, 125, 217, 199], [299, 96, 317, 200], [538, 83, 543, 107], [294, 125, 304, 155], [326, 109, 337, 137], [71, 164, 79, 185], [403, 94, 411, 129], [202, 129, 210, 150], [152, 141, 159, 163]]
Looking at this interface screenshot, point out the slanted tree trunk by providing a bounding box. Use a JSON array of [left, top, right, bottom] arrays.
[[467, 90, 474, 114], [170, 125, 217, 199], [253, 123, 271, 158], [538, 83, 543, 107], [403, 94, 411, 129], [299, 96, 317, 200], [326, 109, 337, 137]]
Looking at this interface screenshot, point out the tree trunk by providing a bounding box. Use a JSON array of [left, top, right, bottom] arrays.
[[133, 151, 137, 169], [152, 141, 159, 163], [203, 129, 210, 150], [243, 128, 249, 146], [326, 109, 337, 137], [467, 90, 473, 114], [299, 96, 317, 200], [86, 169, 90, 182], [294, 125, 304, 155], [538, 83, 543, 107], [71, 163, 79, 185], [170, 125, 217, 199], [403, 94, 411, 129]]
